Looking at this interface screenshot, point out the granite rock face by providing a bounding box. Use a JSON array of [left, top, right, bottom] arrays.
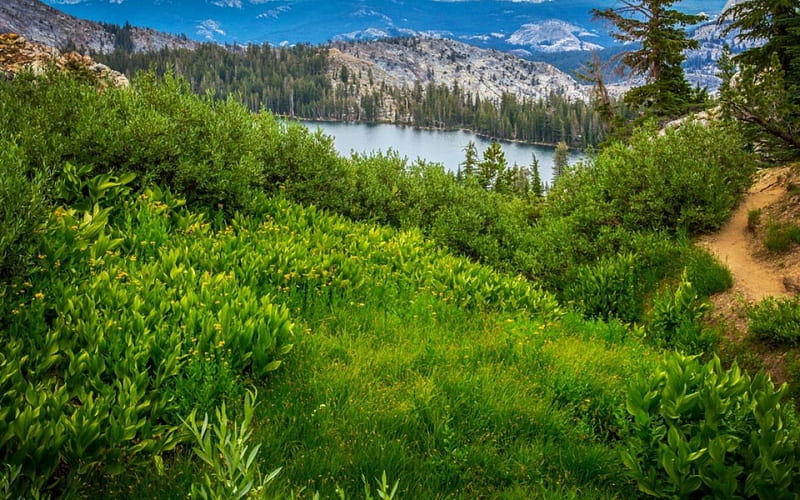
[[0, 33, 129, 87]]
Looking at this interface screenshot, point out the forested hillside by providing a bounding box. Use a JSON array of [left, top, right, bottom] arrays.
[[96, 40, 608, 148]]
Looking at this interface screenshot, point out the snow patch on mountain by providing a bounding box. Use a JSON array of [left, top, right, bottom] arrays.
[[508, 20, 603, 53]]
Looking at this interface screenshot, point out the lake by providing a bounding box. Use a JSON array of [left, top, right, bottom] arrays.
[[301, 121, 584, 184]]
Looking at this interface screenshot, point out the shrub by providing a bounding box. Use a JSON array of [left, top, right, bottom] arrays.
[[547, 122, 755, 234], [568, 253, 641, 323], [748, 296, 800, 345], [646, 272, 714, 353], [621, 353, 800, 499], [0, 140, 50, 278], [764, 220, 800, 252]]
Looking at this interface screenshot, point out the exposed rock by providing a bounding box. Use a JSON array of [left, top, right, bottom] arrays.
[[0, 33, 128, 87], [0, 0, 196, 54], [327, 37, 590, 121], [507, 20, 603, 53]]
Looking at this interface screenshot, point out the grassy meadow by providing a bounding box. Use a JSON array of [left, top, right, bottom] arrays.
[[1, 70, 798, 498]]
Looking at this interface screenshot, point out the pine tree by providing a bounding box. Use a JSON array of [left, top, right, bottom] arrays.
[[718, 0, 800, 160], [477, 142, 507, 191], [592, 0, 706, 118], [576, 53, 613, 131], [529, 153, 544, 198], [552, 142, 569, 180], [460, 141, 479, 180], [721, 0, 800, 100]]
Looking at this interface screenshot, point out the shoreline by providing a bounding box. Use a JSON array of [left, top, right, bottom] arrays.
[[279, 115, 585, 151]]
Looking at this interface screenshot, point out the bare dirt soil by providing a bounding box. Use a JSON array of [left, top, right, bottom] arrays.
[[697, 165, 800, 383]]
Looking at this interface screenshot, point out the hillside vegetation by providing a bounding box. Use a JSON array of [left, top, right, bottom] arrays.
[[1, 69, 799, 498]]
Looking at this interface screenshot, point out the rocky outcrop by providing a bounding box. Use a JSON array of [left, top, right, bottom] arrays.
[[0, 0, 196, 54], [0, 33, 128, 87], [326, 37, 589, 121]]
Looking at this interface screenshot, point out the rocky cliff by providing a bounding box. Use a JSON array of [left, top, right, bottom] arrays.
[[0, 32, 128, 86], [326, 37, 589, 121]]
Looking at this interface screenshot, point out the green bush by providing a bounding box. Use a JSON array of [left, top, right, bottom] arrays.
[[546, 122, 755, 234], [764, 220, 800, 252], [646, 273, 715, 353], [621, 353, 800, 499], [0, 140, 50, 278], [568, 253, 641, 323], [748, 296, 800, 345]]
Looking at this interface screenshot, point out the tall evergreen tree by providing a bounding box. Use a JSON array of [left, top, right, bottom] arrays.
[[721, 0, 800, 104], [529, 153, 544, 198], [592, 0, 706, 117], [576, 53, 613, 131], [477, 142, 507, 191], [461, 140, 479, 180], [552, 142, 570, 180], [721, 0, 800, 91], [718, 0, 800, 160]]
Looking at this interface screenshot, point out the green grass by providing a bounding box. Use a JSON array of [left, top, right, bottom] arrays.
[[2, 186, 654, 497], [255, 301, 649, 498]]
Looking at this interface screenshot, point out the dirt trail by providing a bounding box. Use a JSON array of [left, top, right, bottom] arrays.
[[699, 173, 788, 302]]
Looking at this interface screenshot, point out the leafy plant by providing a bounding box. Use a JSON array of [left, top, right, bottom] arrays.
[[646, 272, 714, 353], [0, 140, 50, 278], [748, 296, 800, 345], [183, 389, 282, 499], [621, 353, 800, 498], [569, 253, 641, 323]]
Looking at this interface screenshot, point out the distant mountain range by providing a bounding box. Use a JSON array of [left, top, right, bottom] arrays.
[[36, 0, 724, 54], [4, 0, 755, 93]]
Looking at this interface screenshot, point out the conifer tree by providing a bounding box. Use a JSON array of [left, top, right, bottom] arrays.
[[461, 141, 479, 180], [592, 0, 706, 118], [721, 0, 800, 100], [477, 142, 507, 191], [576, 53, 613, 131], [552, 142, 569, 180], [718, 0, 800, 160], [529, 153, 544, 198]]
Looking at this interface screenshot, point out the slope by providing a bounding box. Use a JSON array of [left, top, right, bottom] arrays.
[[0, 0, 196, 53]]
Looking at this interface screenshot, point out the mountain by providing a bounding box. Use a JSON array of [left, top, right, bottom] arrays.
[[328, 37, 589, 119], [39, 0, 724, 52], [684, 0, 761, 92], [0, 0, 197, 53], [507, 20, 604, 53]]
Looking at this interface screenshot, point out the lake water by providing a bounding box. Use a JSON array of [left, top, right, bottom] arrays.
[[301, 121, 584, 184]]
